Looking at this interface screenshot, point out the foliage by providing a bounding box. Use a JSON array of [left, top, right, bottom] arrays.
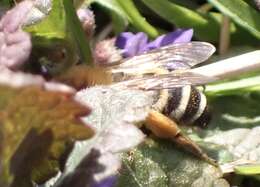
[[0, 0, 260, 187], [0, 83, 94, 187]]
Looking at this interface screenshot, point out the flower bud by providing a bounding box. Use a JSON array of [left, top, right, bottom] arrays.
[[94, 38, 122, 65], [77, 7, 96, 38]]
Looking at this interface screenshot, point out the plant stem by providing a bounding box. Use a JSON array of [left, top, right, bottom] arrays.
[[63, 0, 93, 66], [219, 15, 230, 55]]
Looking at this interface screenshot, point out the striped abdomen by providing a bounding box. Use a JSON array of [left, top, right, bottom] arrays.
[[163, 86, 211, 127]]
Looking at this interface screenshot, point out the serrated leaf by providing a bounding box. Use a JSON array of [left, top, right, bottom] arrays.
[[0, 85, 94, 186], [67, 86, 151, 167], [0, 68, 75, 93], [208, 0, 260, 39], [0, 1, 32, 70], [41, 86, 151, 187]]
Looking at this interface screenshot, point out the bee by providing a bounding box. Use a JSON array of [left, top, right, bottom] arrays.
[[107, 41, 215, 127], [99, 41, 217, 165]]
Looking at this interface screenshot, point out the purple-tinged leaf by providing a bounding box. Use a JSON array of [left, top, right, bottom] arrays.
[[45, 86, 153, 187], [54, 149, 120, 187], [0, 67, 75, 93], [95, 123, 145, 154], [43, 81, 76, 93], [0, 1, 33, 32], [0, 68, 44, 88], [0, 81, 93, 186], [0, 31, 31, 70], [0, 1, 33, 70]]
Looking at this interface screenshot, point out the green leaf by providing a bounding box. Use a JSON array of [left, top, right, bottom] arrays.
[[25, 0, 93, 73], [24, 1, 77, 75], [205, 76, 260, 97], [235, 164, 260, 175], [141, 0, 259, 44], [168, 0, 199, 9], [91, 0, 128, 33], [118, 138, 229, 187], [208, 0, 260, 39], [201, 92, 260, 167], [25, 0, 66, 39], [0, 86, 94, 186], [116, 0, 159, 38], [110, 10, 127, 34], [0, 0, 12, 7], [141, 0, 220, 42]]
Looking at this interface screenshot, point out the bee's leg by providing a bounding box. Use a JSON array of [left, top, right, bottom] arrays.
[[145, 110, 218, 167]]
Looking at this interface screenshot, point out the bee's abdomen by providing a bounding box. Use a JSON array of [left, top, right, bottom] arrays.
[[163, 86, 210, 127]]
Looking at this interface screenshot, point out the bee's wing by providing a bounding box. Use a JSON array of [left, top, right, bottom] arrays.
[[112, 71, 216, 90], [109, 41, 216, 74]]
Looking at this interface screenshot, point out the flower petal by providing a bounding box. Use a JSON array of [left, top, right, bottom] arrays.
[[161, 28, 193, 45], [145, 29, 193, 51], [144, 34, 165, 51], [115, 32, 148, 57], [115, 32, 134, 49]]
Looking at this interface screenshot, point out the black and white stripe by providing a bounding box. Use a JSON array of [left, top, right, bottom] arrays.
[[163, 86, 210, 127]]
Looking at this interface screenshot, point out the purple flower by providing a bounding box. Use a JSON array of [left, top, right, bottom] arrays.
[[115, 32, 148, 57], [115, 29, 193, 58]]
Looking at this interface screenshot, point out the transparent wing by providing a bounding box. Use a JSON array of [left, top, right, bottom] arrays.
[[112, 71, 217, 90], [108, 41, 216, 74]]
